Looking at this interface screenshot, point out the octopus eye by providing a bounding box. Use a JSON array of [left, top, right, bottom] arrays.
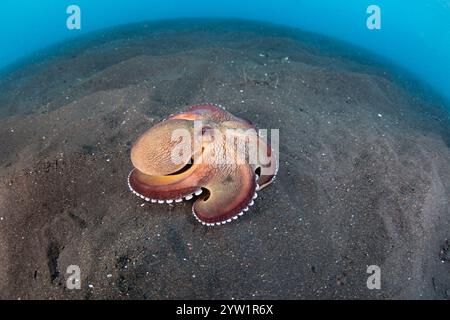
[[201, 126, 212, 135]]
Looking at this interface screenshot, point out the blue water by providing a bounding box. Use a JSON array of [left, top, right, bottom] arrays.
[[1, 0, 449, 102]]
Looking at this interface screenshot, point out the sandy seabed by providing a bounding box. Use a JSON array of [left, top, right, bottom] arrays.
[[0, 20, 449, 299]]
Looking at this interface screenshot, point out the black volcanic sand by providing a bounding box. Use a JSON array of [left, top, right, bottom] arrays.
[[0, 19, 449, 299]]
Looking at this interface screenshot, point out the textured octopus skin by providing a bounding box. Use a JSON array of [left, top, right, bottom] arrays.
[[128, 103, 278, 226]]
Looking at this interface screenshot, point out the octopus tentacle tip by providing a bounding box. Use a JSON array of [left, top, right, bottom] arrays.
[[128, 103, 277, 226]]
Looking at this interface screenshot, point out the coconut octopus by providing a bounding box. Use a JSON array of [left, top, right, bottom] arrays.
[[128, 104, 278, 226]]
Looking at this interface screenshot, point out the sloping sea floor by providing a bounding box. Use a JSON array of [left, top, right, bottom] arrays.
[[0, 19, 449, 299]]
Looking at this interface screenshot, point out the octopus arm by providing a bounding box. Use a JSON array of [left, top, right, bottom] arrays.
[[192, 164, 257, 224]]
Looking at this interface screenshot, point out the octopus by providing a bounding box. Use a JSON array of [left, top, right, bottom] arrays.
[[128, 104, 278, 226]]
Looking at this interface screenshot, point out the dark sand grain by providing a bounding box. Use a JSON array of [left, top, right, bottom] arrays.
[[0, 20, 449, 299]]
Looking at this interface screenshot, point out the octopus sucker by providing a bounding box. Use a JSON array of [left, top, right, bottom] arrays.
[[128, 103, 277, 225]]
